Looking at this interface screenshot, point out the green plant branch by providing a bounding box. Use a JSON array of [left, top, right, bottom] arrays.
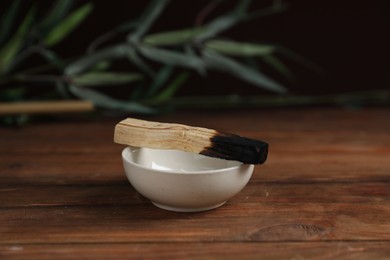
[[0, 0, 336, 121], [87, 21, 139, 53], [128, 0, 171, 42]]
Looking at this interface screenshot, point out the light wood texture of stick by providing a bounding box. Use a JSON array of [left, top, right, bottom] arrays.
[[114, 118, 268, 164], [0, 101, 94, 115], [114, 118, 214, 154]]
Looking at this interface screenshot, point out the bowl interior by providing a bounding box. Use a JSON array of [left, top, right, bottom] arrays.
[[125, 147, 241, 173]]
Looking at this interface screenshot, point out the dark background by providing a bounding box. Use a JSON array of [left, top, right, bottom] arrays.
[[3, 0, 390, 96]]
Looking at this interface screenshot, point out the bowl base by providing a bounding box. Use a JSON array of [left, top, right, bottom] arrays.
[[151, 201, 226, 212]]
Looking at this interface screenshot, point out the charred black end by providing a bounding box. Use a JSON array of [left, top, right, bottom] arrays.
[[200, 132, 268, 164]]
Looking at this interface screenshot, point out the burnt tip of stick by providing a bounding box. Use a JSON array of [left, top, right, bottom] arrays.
[[200, 132, 268, 164]]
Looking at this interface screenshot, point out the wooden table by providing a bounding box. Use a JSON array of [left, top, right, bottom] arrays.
[[1, 108, 389, 259]]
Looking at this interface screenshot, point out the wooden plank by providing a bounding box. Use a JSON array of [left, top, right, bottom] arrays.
[[1, 109, 389, 184], [1, 108, 390, 258], [1, 149, 389, 184], [1, 108, 389, 145], [1, 242, 390, 259], [0, 153, 125, 185], [4, 110, 390, 142], [1, 182, 389, 208], [2, 130, 389, 154], [1, 203, 389, 243], [2, 120, 390, 184]]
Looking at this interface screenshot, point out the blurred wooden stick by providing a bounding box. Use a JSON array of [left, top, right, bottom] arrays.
[[0, 101, 94, 115]]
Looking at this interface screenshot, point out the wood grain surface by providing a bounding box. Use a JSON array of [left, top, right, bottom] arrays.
[[1, 108, 389, 259]]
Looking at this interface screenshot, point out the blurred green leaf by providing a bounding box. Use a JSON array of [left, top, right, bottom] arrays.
[[0, 0, 21, 45], [40, 0, 74, 36], [143, 28, 205, 46], [244, 2, 288, 21], [184, 45, 206, 76], [152, 72, 190, 101], [88, 21, 138, 53], [55, 80, 71, 99], [43, 3, 93, 47], [277, 45, 325, 75], [91, 0, 172, 51], [89, 61, 111, 71], [146, 65, 173, 96], [69, 85, 154, 113], [126, 47, 155, 77], [37, 48, 65, 70], [262, 54, 294, 80], [3, 46, 65, 74], [196, 0, 251, 41], [205, 40, 275, 57], [72, 72, 143, 87], [138, 46, 205, 70], [65, 45, 127, 76], [0, 6, 35, 73], [203, 50, 286, 93], [128, 0, 170, 42]]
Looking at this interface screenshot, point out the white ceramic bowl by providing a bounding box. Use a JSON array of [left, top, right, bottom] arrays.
[[122, 147, 254, 212]]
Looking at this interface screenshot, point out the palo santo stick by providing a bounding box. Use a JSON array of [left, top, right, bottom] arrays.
[[114, 118, 268, 164]]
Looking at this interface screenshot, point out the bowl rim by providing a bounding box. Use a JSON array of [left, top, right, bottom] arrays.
[[122, 147, 250, 175]]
